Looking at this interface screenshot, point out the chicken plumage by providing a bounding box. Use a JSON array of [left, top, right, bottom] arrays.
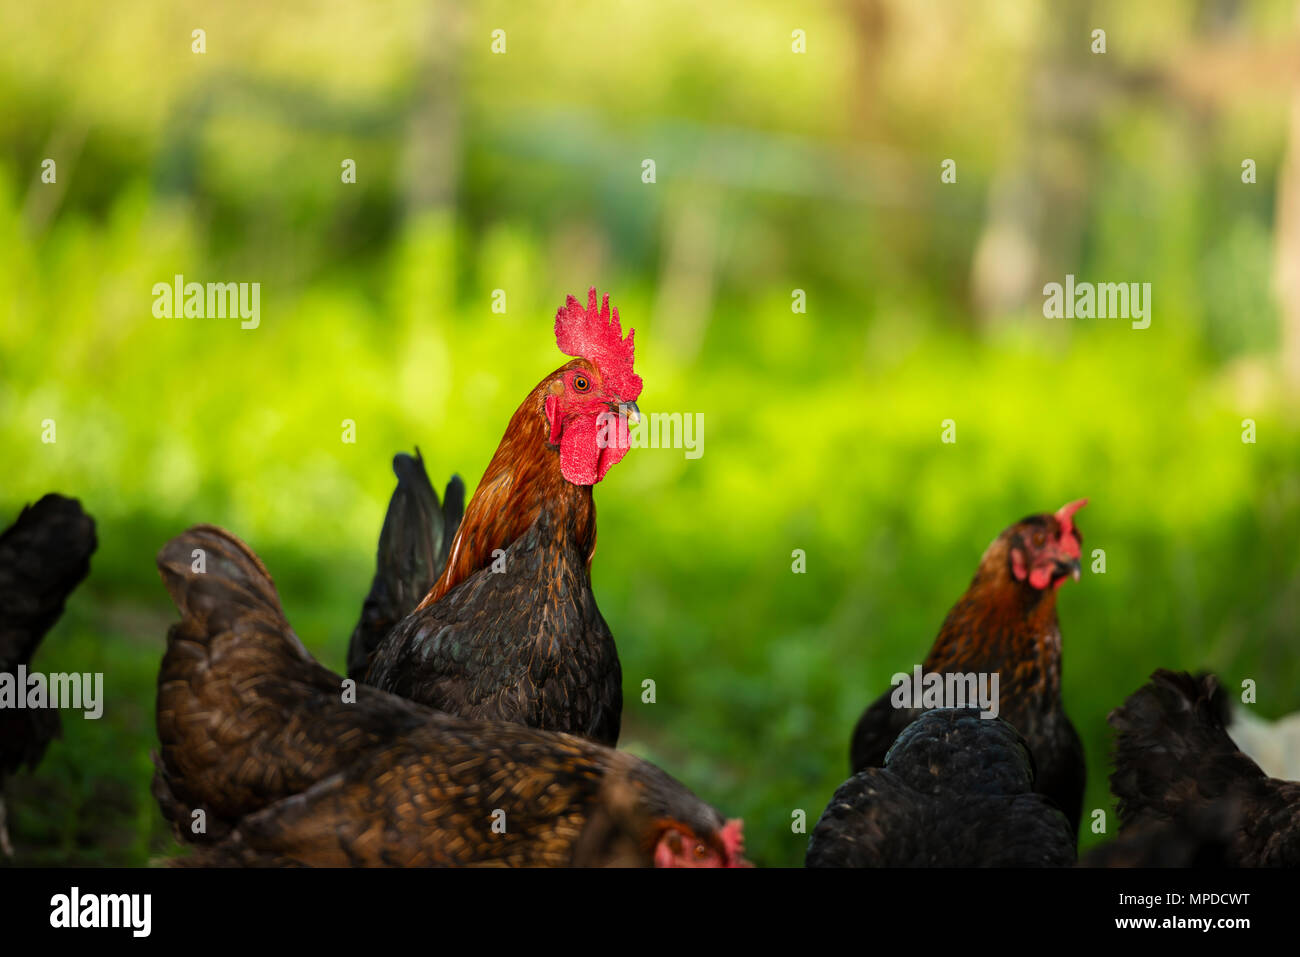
[[1108, 669, 1300, 867], [365, 289, 642, 746], [0, 494, 97, 856], [345, 451, 463, 680], [367, 505, 622, 745], [849, 500, 1088, 839], [1081, 800, 1237, 868], [807, 709, 1076, 867], [154, 524, 745, 867]]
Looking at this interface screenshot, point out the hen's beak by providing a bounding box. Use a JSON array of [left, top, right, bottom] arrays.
[[1054, 557, 1082, 582]]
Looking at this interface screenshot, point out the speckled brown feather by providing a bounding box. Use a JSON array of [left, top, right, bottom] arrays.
[[155, 524, 730, 866], [155, 525, 432, 840]]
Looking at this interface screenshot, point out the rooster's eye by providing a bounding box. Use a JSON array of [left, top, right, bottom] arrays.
[[572, 374, 591, 393]]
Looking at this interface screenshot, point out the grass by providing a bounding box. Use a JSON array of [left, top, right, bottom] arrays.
[[3, 202, 1296, 866]]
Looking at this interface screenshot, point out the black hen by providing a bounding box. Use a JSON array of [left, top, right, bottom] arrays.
[[1108, 669, 1300, 867], [0, 494, 97, 855], [345, 451, 463, 680], [807, 709, 1076, 867]]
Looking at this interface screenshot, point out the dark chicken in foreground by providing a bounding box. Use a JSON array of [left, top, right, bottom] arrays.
[[807, 709, 1076, 867], [1107, 669, 1300, 867], [1081, 802, 1237, 868], [364, 289, 643, 747], [850, 500, 1088, 838], [0, 494, 97, 856], [345, 451, 463, 680], [154, 525, 745, 867]]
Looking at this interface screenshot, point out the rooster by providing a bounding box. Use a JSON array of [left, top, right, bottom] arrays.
[[849, 500, 1089, 839], [1107, 669, 1300, 867], [345, 451, 463, 680], [154, 524, 745, 867], [363, 289, 642, 747], [806, 709, 1076, 867], [0, 494, 97, 856]]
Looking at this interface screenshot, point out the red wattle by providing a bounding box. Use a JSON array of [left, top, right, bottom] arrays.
[[558, 412, 632, 486], [559, 415, 600, 485]]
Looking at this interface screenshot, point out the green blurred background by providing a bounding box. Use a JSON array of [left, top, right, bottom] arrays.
[[3, 0, 1299, 867]]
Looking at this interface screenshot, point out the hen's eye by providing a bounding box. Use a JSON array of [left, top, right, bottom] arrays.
[[572, 374, 591, 393], [694, 844, 707, 859], [1032, 531, 1046, 547]]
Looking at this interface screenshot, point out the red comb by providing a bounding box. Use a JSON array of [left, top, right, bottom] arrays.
[[554, 288, 643, 402], [1055, 498, 1088, 536]]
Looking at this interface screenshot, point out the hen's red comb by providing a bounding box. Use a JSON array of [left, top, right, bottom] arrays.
[[1055, 498, 1088, 536], [554, 288, 643, 402]]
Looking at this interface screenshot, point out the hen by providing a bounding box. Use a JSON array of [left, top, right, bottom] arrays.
[[154, 524, 745, 867], [1108, 669, 1300, 867], [849, 499, 1088, 838], [807, 708, 1076, 867], [0, 494, 97, 856], [345, 450, 463, 680], [364, 289, 642, 746]]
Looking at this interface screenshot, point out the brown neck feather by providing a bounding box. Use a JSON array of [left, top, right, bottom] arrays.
[[923, 537, 1063, 700], [416, 367, 597, 609]]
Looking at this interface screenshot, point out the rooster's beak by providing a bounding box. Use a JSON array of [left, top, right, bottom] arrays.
[[619, 400, 641, 425]]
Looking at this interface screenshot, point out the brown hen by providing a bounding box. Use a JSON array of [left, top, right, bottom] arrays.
[[154, 524, 745, 867], [849, 500, 1088, 839]]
